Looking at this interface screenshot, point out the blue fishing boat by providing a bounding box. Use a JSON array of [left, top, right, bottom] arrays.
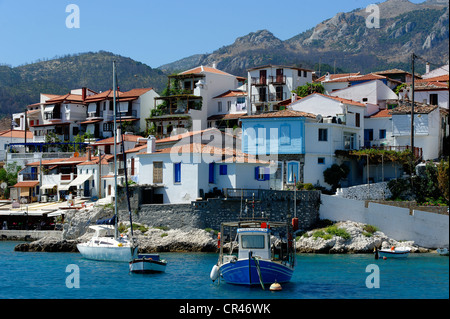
[[210, 219, 296, 288]]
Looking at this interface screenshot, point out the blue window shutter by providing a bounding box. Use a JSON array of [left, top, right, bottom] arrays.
[[209, 162, 215, 183], [255, 166, 260, 180], [219, 164, 227, 175], [174, 163, 181, 183]]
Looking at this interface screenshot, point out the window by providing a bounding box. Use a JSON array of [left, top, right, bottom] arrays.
[[227, 101, 231, 111], [318, 157, 325, 164], [344, 132, 356, 150], [303, 70, 307, 77], [241, 235, 265, 249], [355, 113, 360, 127], [255, 166, 269, 181], [174, 162, 181, 183], [209, 162, 215, 184], [318, 128, 328, 141], [379, 129, 386, 139], [280, 124, 291, 145], [218, 102, 222, 112], [287, 162, 299, 184], [219, 165, 227, 175], [430, 94, 438, 105]]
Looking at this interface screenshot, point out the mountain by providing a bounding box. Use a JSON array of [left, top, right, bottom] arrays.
[[0, 51, 167, 118], [159, 0, 449, 77]]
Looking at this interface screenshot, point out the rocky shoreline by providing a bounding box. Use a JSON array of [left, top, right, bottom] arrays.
[[14, 205, 431, 254]]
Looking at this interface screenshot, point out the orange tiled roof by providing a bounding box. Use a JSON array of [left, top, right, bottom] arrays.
[[416, 74, 449, 83], [315, 72, 361, 82], [368, 109, 392, 118], [14, 181, 39, 188], [93, 134, 145, 145], [180, 66, 233, 76], [0, 129, 33, 139], [213, 90, 247, 99]]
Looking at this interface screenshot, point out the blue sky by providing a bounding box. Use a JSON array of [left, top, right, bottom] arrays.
[[0, 0, 425, 68]]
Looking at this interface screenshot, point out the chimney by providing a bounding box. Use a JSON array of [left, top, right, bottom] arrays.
[[147, 135, 156, 154], [87, 146, 92, 161], [425, 62, 430, 74], [82, 87, 87, 101], [291, 92, 297, 103]]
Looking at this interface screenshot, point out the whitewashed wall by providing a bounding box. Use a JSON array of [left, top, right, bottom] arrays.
[[320, 194, 449, 248]]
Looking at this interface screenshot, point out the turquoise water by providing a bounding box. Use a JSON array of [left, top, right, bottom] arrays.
[[0, 241, 448, 299]]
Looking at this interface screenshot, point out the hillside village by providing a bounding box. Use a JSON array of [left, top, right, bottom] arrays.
[[0, 61, 448, 211]]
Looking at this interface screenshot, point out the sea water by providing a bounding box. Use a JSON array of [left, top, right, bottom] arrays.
[[0, 241, 448, 299]]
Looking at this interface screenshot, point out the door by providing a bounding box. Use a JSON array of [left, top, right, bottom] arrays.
[[364, 129, 373, 148], [270, 162, 283, 190], [276, 68, 284, 83], [153, 162, 163, 184], [84, 180, 90, 197], [259, 70, 267, 85]]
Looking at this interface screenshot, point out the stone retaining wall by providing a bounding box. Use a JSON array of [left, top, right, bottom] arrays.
[[336, 182, 392, 200]]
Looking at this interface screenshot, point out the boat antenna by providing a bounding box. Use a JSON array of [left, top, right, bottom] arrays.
[[113, 61, 119, 239]]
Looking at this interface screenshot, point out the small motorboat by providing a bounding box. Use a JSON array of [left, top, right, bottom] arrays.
[[210, 219, 296, 288], [436, 248, 449, 256], [377, 246, 411, 259], [129, 254, 167, 273]]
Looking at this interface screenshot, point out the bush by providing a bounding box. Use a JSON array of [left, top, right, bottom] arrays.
[[363, 224, 379, 234], [325, 225, 351, 240]]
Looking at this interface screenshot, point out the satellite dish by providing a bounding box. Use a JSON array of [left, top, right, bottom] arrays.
[[316, 114, 323, 122], [1, 182, 7, 189]]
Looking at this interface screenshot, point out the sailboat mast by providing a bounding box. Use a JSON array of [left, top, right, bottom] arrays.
[[113, 61, 118, 239]]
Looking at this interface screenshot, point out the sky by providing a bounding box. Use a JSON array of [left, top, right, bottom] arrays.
[[0, 0, 426, 69]]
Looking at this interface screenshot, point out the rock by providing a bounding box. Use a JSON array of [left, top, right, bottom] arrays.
[[295, 221, 428, 254]]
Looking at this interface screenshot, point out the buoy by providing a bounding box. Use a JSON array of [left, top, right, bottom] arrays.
[[383, 256, 387, 260], [210, 265, 220, 282], [270, 281, 282, 291]]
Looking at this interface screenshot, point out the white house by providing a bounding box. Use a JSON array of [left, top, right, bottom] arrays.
[[82, 88, 160, 139], [391, 103, 443, 160], [149, 65, 243, 136], [208, 90, 248, 129], [247, 64, 313, 114], [137, 137, 270, 204], [319, 73, 401, 94], [413, 75, 449, 110], [329, 80, 399, 109]]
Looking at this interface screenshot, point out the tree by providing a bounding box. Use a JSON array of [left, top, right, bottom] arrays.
[[437, 159, 449, 203], [292, 82, 325, 98], [323, 163, 350, 191]]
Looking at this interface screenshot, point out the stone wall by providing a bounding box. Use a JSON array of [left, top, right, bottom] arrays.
[[117, 188, 321, 232], [336, 182, 392, 200]]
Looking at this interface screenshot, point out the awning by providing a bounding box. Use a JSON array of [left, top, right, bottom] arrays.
[[68, 174, 93, 187], [41, 184, 57, 190], [44, 105, 55, 112], [58, 184, 71, 190]]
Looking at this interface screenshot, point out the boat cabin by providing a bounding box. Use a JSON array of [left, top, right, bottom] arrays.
[[237, 227, 271, 260]]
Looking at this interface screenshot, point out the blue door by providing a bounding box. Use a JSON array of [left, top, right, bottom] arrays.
[[84, 180, 90, 197]]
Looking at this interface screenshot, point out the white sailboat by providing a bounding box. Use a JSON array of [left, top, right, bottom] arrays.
[[77, 61, 138, 262]]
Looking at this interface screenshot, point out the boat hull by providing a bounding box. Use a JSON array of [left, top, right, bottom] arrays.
[[77, 243, 134, 262], [220, 259, 293, 285], [378, 250, 410, 258], [129, 256, 167, 274]]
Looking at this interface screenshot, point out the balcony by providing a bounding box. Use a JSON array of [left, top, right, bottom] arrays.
[[87, 111, 103, 119], [251, 92, 287, 103], [268, 75, 286, 85], [251, 77, 267, 86]]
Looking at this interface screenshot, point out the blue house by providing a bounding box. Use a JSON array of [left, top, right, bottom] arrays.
[[240, 109, 316, 190]]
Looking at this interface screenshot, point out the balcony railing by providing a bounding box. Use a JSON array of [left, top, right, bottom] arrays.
[[251, 92, 287, 103], [87, 111, 103, 119], [268, 75, 286, 85], [251, 77, 267, 86]]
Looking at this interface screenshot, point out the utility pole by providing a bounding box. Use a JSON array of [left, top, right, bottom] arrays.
[[410, 53, 416, 178]]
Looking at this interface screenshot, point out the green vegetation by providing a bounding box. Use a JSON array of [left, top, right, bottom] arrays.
[[154, 226, 170, 231], [292, 82, 325, 98], [295, 182, 315, 191], [0, 162, 22, 199], [362, 224, 379, 237], [387, 160, 449, 206], [310, 224, 351, 241], [323, 163, 350, 191]]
